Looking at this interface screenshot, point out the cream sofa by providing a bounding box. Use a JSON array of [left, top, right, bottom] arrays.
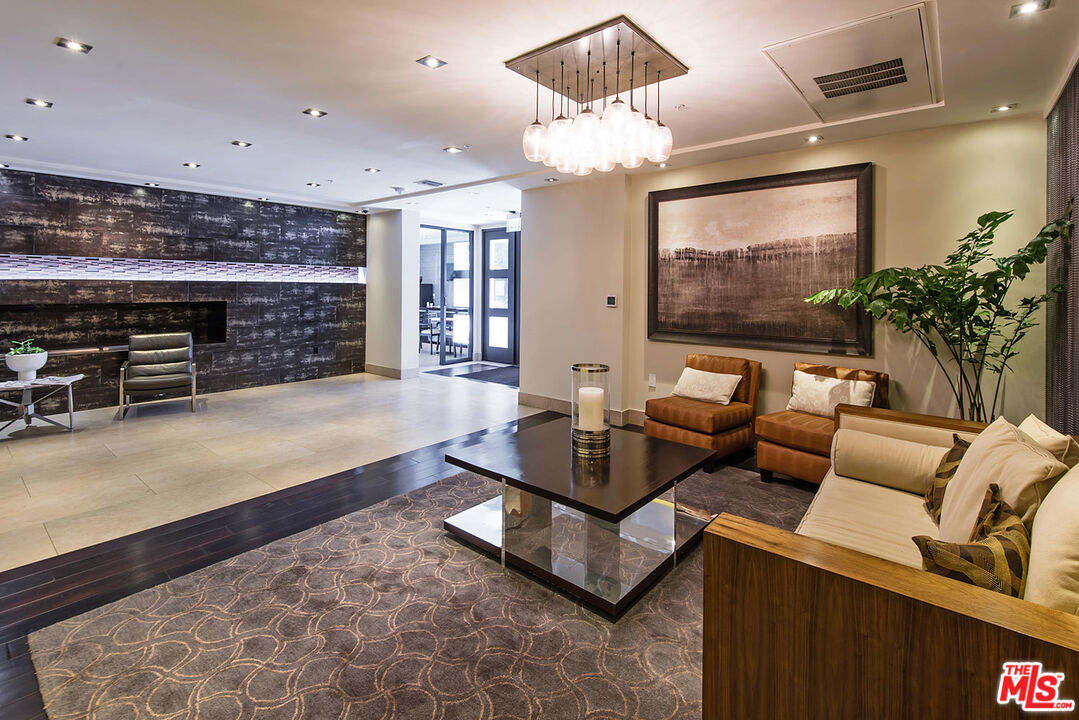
[[702, 405, 1079, 719], [796, 405, 1077, 609]]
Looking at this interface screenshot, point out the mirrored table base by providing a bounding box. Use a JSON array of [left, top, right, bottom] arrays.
[[443, 485, 715, 618]]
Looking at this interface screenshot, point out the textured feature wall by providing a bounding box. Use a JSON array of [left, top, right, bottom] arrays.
[[0, 169, 366, 412], [1047, 62, 1079, 433]]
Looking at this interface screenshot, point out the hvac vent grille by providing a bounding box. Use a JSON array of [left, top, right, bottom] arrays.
[[813, 58, 907, 98]]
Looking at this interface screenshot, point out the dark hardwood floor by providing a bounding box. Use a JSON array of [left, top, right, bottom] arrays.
[[0, 410, 564, 719]]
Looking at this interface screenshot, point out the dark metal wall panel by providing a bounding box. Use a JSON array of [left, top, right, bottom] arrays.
[[1047, 62, 1079, 432], [0, 169, 366, 413]]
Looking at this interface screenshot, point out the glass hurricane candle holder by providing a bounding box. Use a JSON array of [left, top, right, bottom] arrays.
[[571, 363, 610, 457]]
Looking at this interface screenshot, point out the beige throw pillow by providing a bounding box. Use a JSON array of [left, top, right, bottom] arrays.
[[786, 370, 875, 418], [671, 367, 742, 405], [938, 417, 1068, 543], [1019, 414, 1079, 468], [1025, 465, 1079, 613]]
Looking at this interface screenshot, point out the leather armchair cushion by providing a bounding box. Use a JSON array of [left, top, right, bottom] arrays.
[[129, 333, 193, 351], [755, 410, 834, 456], [645, 396, 753, 435], [123, 373, 193, 392]]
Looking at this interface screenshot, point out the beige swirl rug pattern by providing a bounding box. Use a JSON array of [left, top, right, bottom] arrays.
[[30, 468, 812, 719]]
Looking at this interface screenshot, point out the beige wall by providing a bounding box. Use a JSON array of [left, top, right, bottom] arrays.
[[522, 115, 1049, 422], [521, 175, 630, 411]]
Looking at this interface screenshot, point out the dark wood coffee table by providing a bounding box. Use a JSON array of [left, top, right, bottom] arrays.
[[443, 417, 716, 617]]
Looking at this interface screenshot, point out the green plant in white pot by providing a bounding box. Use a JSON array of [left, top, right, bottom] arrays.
[[5, 339, 48, 381]]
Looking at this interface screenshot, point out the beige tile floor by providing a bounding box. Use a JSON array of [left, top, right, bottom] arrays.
[[0, 371, 537, 572]]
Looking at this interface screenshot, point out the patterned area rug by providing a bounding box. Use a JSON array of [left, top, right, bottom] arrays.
[[30, 467, 813, 719]]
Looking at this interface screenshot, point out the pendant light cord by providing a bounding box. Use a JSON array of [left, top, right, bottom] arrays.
[[656, 70, 662, 124], [644, 62, 649, 118], [559, 60, 565, 118], [629, 51, 635, 111], [615, 38, 621, 101], [534, 70, 540, 123]]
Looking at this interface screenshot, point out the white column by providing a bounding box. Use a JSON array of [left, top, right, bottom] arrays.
[[365, 210, 420, 378]]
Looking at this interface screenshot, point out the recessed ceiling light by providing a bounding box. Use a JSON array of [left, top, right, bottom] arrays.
[[231, 140, 252, 147], [0, 163, 8, 169], [806, 135, 823, 143], [54, 37, 92, 53], [364, 167, 381, 174], [406, 201, 419, 206], [417, 55, 447, 69], [991, 103, 1019, 113], [302, 108, 327, 118], [1010, 0, 1050, 17], [657, 162, 670, 168], [24, 98, 53, 109], [5, 134, 28, 142], [443, 146, 465, 154], [258, 197, 268, 201], [306, 182, 321, 187], [144, 182, 159, 187], [544, 177, 559, 183], [182, 162, 200, 168]]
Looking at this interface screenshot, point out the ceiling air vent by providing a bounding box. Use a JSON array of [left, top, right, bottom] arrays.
[[415, 179, 444, 188], [764, 4, 939, 123], [813, 58, 907, 99]]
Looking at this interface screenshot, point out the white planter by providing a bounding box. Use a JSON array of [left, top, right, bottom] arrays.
[[5, 351, 48, 381]]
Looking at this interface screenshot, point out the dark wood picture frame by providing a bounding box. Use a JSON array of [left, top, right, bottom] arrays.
[[647, 162, 874, 356]]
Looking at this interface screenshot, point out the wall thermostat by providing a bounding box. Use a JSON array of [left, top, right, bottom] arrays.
[[606, 295, 617, 308]]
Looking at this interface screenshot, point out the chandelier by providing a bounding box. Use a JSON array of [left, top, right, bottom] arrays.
[[507, 17, 687, 176]]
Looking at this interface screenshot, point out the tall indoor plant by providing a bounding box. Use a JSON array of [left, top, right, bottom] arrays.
[[806, 205, 1073, 422]]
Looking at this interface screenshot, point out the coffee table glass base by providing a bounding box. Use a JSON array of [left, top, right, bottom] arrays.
[[444, 486, 714, 617]]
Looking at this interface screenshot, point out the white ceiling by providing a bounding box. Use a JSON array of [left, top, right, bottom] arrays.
[[1, 0, 1076, 225]]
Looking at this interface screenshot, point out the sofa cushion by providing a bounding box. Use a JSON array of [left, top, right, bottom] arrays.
[[796, 470, 939, 568], [755, 410, 834, 456], [913, 483, 1030, 598], [831, 429, 947, 495], [938, 417, 1068, 543], [672, 367, 742, 405], [645, 396, 752, 435], [1025, 464, 1079, 613], [924, 435, 970, 524]]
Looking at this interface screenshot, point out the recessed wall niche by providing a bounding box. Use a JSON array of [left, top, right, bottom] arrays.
[[0, 168, 367, 412]]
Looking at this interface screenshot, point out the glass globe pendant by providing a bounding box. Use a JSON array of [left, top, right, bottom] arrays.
[[522, 122, 547, 163], [573, 108, 600, 170], [547, 114, 572, 168]]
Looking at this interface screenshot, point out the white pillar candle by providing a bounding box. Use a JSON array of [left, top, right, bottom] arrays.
[[578, 386, 605, 431]]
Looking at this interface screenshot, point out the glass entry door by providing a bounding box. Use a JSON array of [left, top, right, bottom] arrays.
[[426, 226, 473, 366], [482, 228, 518, 364]]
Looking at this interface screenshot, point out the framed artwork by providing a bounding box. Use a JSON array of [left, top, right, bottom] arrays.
[[647, 162, 873, 355]]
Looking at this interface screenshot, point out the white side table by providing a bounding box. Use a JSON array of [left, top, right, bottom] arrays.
[[0, 375, 85, 433]]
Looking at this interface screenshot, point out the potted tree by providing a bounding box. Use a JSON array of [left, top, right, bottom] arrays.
[[806, 205, 1073, 422], [5, 339, 48, 381]]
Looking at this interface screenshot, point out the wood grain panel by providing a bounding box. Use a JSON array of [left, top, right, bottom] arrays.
[[703, 514, 1079, 719]]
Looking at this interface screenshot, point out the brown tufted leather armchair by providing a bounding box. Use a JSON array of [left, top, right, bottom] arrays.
[[755, 362, 889, 484], [644, 354, 762, 462]]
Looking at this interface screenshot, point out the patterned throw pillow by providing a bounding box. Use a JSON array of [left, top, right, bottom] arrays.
[[912, 483, 1031, 598], [924, 434, 971, 524]]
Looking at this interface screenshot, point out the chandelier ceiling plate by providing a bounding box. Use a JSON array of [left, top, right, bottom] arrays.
[[505, 15, 688, 99]]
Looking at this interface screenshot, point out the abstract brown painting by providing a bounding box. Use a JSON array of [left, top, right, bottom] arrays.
[[648, 163, 873, 355]]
